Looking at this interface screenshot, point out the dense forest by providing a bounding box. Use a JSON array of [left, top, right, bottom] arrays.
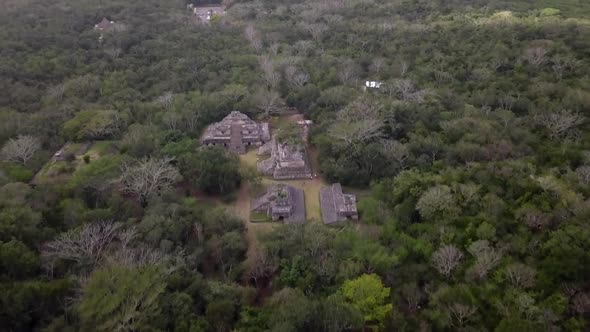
[[1, 0, 589, 331]]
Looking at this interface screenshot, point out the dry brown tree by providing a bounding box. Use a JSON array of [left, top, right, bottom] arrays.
[[523, 46, 548, 67], [244, 24, 263, 52], [1, 135, 41, 165], [285, 65, 310, 88], [328, 99, 384, 150], [431, 244, 463, 278], [41, 221, 122, 272], [538, 109, 584, 141], [505, 263, 536, 289], [120, 157, 181, 207], [447, 303, 477, 327], [468, 240, 503, 280]]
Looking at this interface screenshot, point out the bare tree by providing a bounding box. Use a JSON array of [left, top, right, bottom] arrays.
[[396, 61, 408, 78], [576, 165, 590, 185], [468, 240, 502, 280], [293, 40, 314, 56], [521, 209, 551, 231], [117, 227, 137, 250], [498, 92, 519, 112], [401, 283, 422, 312], [495, 109, 515, 130], [246, 247, 277, 288], [523, 46, 548, 67], [551, 55, 577, 81], [1, 135, 41, 165], [103, 47, 122, 60], [285, 65, 310, 88], [162, 112, 182, 131], [255, 90, 284, 119], [269, 42, 280, 55], [381, 140, 410, 170], [505, 263, 536, 289], [107, 245, 168, 269], [325, 14, 343, 25], [337, 59, 360, 85], [383, 79, 428, 103], [431, 244, 463, 278], [156, 91, 174, 111], [47, 83, 66, 101], [303, 23, 328, 41], [447, 303, 477, 327], [182, 108, 202, 133], [328, 99, 384, 149], [244, 25, 263, 52], [538, 109, 584, 141], [457, 183, 480, 206], [369, 58, 386, 74], [120, 157, 181, 207], [489, 56, 507, 71], [572, 292, 590, 315], [259, 56, 280, 89], [42, 221, 122, 271]]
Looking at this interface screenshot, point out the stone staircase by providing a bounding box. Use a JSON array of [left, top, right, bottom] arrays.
[[229, 124, 245, 154]]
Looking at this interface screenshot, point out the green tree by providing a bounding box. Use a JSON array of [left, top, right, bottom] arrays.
[[180, 147, 241, 195], [78, 266, 167, 332], [0, 239, 39, 278], [63, 110, 123, 141], [341, 274, 392, 326]]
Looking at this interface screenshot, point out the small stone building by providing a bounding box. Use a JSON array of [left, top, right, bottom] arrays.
[[320, 183, 359, 224], [189, 4, 225, 22], [296, 120, 313, 142], [251, 184, 306, 223], [201, 111, 270, 154], [94, 18, 115, 31], [257, 138, 312, 179], [364, 80, 383, 90]]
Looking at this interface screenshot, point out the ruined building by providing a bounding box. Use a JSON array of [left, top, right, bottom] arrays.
[[201, 111, 270, 154], [250, 184, 306, 223], [320, 183, 359, 224], [257, 138, 312, 180], [94, 18, 115, 31]]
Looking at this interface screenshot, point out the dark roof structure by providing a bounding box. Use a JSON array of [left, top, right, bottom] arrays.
[[320, 183, 358, 224]]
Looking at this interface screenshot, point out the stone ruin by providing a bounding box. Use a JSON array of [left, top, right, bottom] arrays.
[[296, 120, 313, 142], [250, 184, 306, 223], [201, 111, 270, 154], [187, 4, 225, 22], [257, 138, 312, 180], [319, 183, 359, 224]]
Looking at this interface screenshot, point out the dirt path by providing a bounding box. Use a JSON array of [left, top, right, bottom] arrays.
[[233, 181, 276, 263]]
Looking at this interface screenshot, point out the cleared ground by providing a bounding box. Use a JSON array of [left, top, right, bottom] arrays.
[[32, 141, 117, 184]]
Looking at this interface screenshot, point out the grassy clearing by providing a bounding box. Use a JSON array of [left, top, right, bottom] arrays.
[[75, 141, 115, 170], [239, 148, 260, 169], [34, 141, 119, 184], [250, 211, 271, 223], [261, 177, 327, 222]]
